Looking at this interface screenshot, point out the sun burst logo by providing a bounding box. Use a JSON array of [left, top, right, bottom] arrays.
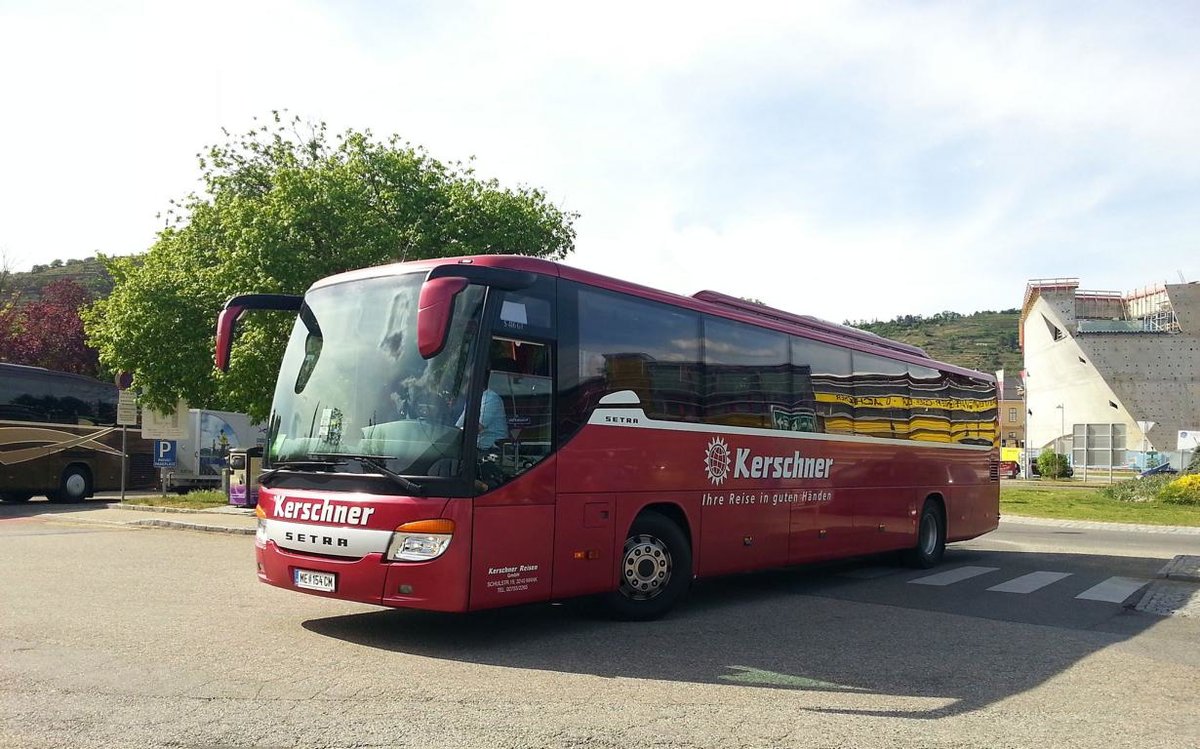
[[704, 436, 732, 485]]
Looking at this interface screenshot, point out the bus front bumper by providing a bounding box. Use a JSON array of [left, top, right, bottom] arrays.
[[256, 540, 470, 612]]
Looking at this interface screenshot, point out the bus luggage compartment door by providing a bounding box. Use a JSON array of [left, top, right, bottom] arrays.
[[551, 494, 615, 599], [469, 503, 555, 609]]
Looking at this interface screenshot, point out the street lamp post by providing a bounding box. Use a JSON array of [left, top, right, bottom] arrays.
[[1017, 383, 1028, 478], [1056, 404, 1066, 479]]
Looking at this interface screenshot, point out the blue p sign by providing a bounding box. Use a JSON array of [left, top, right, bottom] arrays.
[[154, 440, 177, 468]]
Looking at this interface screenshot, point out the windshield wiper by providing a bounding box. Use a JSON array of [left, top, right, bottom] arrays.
[[309, 453, 423, 495], [258, 458, 345, 484]]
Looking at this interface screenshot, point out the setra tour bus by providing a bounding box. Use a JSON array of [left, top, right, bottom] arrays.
[[0, 363, 156, 502], [216, 255, 999, 619]]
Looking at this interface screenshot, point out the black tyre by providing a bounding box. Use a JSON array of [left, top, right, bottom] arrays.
[[48, 465, 92, 504], [0, 492, 33, 503], [905, 500, 945, 568], [605, 511, 692, 621]]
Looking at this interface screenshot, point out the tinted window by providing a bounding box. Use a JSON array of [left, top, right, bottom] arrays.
[[793, 337, 853, 435], [0, 367, 115, 424], [703, 317, 789, 429], [851, 353, 910, 439], [947, 372, 997, 446], [570, 288, 702, 425]]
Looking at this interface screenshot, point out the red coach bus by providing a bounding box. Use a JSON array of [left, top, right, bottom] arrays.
[[217, 256, 999, 619]]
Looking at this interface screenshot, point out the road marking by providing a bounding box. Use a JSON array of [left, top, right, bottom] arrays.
[[987, 571, 1072, 594], [908, 566, 999, 586], [1076, 576, 1148, 603]]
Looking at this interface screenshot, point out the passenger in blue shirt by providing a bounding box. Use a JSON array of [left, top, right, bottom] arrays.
[[468, 387, 508, 450], [456, 354, 517, 452]]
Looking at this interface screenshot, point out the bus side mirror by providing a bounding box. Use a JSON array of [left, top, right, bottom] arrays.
[[215, 294, 304, 371], [215, 305, 245, 372], [418, 277, 468, 359]]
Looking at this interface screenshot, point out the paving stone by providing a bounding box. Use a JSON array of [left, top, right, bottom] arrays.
[[1157, 554, 1200, 582], [1134, 579, 1200, 618]]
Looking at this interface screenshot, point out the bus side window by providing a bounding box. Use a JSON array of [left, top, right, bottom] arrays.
[[488, 337, 554, 485]]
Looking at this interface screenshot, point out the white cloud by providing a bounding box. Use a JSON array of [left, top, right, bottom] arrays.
[[1, 0, 1196, 318]]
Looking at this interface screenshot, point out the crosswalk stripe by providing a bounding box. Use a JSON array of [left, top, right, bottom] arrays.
[[987, 571, 1072, 594], [1075, 576, 1148, 603], [908, 566, 999, 586]]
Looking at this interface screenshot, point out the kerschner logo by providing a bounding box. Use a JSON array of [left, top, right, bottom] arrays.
[[705, 442, 836, 485], [275, 497, 376, 525], [704, 437, 732, 485]]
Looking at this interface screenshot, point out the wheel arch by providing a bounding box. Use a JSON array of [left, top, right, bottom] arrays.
[[629, 501, 693, 549], [61, 461, 95, 499], [922, 491, 946, 525]]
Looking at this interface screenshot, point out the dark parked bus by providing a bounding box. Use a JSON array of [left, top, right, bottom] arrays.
[[0, 363, 155, 502]]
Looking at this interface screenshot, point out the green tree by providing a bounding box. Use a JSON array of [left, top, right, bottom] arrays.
[[84, 113, 577, 421], [1037, 451, 1071, 480]]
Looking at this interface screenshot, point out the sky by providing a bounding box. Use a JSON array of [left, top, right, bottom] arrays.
[[2, 0, 1198, 323]]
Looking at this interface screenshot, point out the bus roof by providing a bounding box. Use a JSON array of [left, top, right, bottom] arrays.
[[309, 255, 993, 382]]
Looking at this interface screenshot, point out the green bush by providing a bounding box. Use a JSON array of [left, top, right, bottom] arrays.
[[1101, 474, 1175, 503], [1186, 450, 1200, 475], [1160, 475, 1200, 506], [1037, 452, 1071, 480]]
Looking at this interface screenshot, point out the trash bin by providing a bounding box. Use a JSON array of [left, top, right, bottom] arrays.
[[228, 446, 263, 507]]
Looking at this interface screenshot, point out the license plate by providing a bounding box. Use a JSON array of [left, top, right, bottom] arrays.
[[293, 568, 336, 592]]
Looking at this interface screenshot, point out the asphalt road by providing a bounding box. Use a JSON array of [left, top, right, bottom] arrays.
[[1, 507, 1197, 749]]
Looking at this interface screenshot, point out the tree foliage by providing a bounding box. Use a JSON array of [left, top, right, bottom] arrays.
[[84, 113, 577, 421], [1036, 451, 1071, 480], [0, 279, 99, 375]]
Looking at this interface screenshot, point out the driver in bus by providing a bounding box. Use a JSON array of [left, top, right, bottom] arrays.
[[456, 349, 518, 453], [457, 349, 517, 490]]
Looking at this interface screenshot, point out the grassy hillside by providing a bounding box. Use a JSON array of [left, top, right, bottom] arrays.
[[4, 257, 114, 301], [850, 309, 1022, 373]]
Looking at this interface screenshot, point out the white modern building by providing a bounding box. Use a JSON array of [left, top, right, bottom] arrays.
[[1020, 277, 1200, 470]]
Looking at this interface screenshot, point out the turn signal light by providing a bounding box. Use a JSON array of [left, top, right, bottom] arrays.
[[396, 519, 455, 534]]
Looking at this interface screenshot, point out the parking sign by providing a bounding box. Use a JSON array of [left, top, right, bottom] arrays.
[[154, 440, 177, 468]]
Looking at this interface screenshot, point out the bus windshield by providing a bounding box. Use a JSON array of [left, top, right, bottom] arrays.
[[267, 273, 486, 478]]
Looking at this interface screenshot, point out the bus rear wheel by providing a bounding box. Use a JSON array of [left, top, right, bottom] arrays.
[[49, 466, 92, 504], [905, 500, 945, 568], [605, 512, 692, 621]]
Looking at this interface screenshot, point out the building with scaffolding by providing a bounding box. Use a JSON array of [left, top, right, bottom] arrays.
[[1020, 277, 1200, 471]]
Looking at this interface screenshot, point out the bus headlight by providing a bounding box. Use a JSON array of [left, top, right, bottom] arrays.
[[386, 519, 454, 562]]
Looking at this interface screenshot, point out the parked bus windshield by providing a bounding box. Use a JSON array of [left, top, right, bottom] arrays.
[[267, 273, 486, 478]]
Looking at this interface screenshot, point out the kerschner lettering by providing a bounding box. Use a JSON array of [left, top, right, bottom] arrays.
[[733, 449, 834, 480], [276, 498, 376, 525]]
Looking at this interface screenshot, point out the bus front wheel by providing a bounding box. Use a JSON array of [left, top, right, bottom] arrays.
[[49, 466, 92, 504], [606, 512, 692, 621], [905, 500, 945, 568]]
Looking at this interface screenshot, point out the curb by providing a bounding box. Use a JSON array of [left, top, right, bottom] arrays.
[[105, 502, 256, 516], [1000, 514, 1200, 535], [1157, 555, 1200, 583], [128, 518, 256, 535]]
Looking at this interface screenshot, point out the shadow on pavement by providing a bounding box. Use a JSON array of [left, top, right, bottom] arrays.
[[303, 547, 1167, 719], [0, 496, 123, 519]]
